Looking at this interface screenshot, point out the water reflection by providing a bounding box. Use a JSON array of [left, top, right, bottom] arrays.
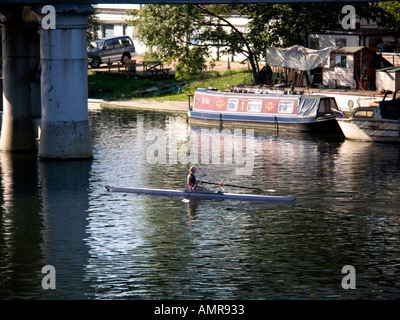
[[38, 159, 92, 299], [0, 153, 43, 299], [187, 200, 199, 221], [0, 152, 91, 299], [1, 107, 400, 299]]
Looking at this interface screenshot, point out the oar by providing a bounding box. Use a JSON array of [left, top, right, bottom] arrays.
[[182, 187, 195, 203], [199, 181, 274, 192]]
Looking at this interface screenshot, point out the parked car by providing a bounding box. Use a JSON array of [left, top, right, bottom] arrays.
[[87, 36, 136, 68], [377, 41, 399, 53]]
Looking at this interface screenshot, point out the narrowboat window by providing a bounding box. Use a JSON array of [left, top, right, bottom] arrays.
[[247, 100, 262, 112], [228, 99, 238, 111], [318, 99, 332, 114], [329, 98, 338, 109], [353, 110, 374, 118], [278, 101, 294, 113]]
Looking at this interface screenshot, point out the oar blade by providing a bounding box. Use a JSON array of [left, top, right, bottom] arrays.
[[199, 180, 266, 192]]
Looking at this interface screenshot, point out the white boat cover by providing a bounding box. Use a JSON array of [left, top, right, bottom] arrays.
[[297, 96, 321, 118], [266, 45, 338, 71]]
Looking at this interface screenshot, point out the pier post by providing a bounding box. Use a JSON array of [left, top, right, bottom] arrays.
[[0, 7, 39, 152], [36, 4, 93, 159]]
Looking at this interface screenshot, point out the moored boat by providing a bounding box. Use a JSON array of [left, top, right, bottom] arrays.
[[105, 185, 295, 203], [233, 84, 392, 112], [337, 93, 400, 143], [189, 88, 344, 133]]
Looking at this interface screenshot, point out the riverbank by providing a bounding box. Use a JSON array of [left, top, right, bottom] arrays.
[[87, 61, 252, 107], [87, 69, 250, 114]]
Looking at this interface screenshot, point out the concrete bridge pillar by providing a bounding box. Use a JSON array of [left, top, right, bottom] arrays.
[[0, 7, 39, 152], [36, 4, 93, 159]]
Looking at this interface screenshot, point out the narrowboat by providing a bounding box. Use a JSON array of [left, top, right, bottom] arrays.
[[337, 93, 400, 143], [189, 89, 344, 133], [232, 84, 392, 112]]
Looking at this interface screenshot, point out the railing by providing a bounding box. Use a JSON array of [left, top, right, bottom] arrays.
[[143, 61, 171, 80]]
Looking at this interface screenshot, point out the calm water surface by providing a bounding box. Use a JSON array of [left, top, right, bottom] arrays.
[[1, 107, 400, 299]]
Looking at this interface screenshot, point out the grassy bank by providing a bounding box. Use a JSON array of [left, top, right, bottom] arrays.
[[88, 69, 252, 102]]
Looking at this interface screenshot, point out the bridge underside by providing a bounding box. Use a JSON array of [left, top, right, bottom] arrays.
[[0, 4, 93, 159]]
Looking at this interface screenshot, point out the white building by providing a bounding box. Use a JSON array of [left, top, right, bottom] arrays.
[[322, 46, 376, 89], [93, 4, 146, 54], [308, 29, 400, 52], [92, 4, 248, 62]]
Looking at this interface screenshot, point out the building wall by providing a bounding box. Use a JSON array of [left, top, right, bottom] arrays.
[[93, 4, 146, 54], [309, 33, 360, 49], [376, 69, 400, 91], [323, 54, 355, 87], [381, 53, 400, 67], [210, 16, 248, 62], [309, 32, 398, 51]]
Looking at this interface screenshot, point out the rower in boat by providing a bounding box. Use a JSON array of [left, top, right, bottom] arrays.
[[187, 165, 209, 192], [105, 185, 296, 203]]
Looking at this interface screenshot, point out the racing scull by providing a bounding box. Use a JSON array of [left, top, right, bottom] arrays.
[[105, 185, 295, 203]]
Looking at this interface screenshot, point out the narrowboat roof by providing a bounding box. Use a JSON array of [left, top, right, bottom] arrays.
[[195, 89, 330, 101]]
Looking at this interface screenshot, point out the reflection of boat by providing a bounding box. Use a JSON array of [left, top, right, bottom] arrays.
[[189, 89, 344, 133], [105, 185, 295, 203], [337, 93, 400, 143]]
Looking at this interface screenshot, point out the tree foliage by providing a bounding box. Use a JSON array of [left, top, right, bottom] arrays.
[[377, 1, 400, 28], [127, 5, 208, 81], [128, 3, 400, 84], [87, 10, 102, 46]]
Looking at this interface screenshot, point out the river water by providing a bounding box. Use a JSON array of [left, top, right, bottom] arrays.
[[1, 107, 399, 300]]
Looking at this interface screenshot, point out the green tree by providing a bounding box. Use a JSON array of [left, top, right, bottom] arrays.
[[128, 3, 399, 84], [127, 5, 208, 81], [87, 9, 102, 46], [377, 1, 400, 29]]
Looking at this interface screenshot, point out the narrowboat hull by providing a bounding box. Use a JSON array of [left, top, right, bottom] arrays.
[[337, 97, 400, 143], [337, 118, 400, 143], [188, 110, 341, 132], [189, 89, 343, 133]]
